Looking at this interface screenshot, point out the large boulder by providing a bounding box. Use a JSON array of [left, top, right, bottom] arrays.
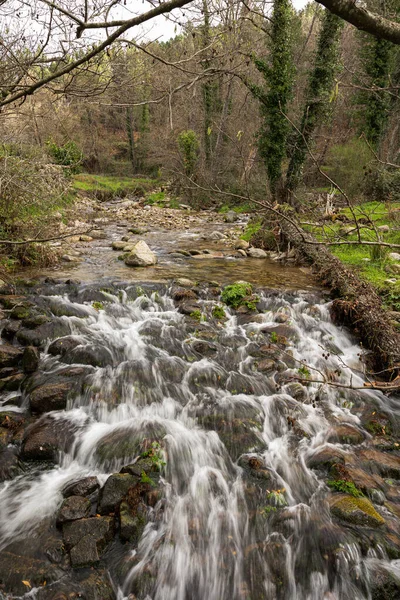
[[0, 345, 23, 368], [20, 416, 76, 461], [62, 516, 114, 568], [124, 240, 157, 267], [29, 381, 72, 413], [16, 319, 71, 347], [63, 476, 100, 498]]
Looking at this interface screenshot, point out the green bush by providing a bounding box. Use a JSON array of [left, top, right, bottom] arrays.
[[221, 282, 253, 308], [364, 168, 400, 203], [46, 140, 83, 174], [177, 130, 199, 177]]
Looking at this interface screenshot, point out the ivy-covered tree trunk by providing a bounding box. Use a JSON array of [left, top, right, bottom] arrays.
[[360, 35, 396, 149], [251, 0, 295, 202], [285, 11, 344, 199]]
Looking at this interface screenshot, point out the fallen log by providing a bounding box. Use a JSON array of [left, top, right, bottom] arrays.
[[278, 215, 400, 379]]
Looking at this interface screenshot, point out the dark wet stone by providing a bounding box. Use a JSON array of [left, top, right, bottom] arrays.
[[0, 295, 27, 309], [0, 366, 18, 379], [119, 499, 147, 543], [62, 516, 114, 555], [257, 358, 276, 373], [70, 535, 100, 567], [171, 287, 197, 302], [48, 336, 81, 356], [0, 372, 24, 392], [360, 449, 400, 479], [46, 298, 91, 318], [191, 340, 218, 356], [0, 344, 23, 367], [21, 416, 76, 461], [1, 319, 21, 340], [285, 382, 308, 401], [0, 448, 19, 481], [307, 446, 347, 470], [16, 319, 71, 347], [29, 382, 71, 413], [62, 345, 114, 368], [10, 305, 32, 320], [327, 424, 365, 445], [34, 570, 115, 600], [178, 302, 201, 315], [63, 476, 100, 498], [22, 346, 40, 373], [57, 496, 91, 524], [0, 549, 64, 595], [369, 565, 400, 600], [98, 473, 138, 515], [22, 314, 51, 329]]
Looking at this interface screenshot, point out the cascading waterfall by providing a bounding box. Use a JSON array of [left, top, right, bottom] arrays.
[[0, 282, 399, 600]]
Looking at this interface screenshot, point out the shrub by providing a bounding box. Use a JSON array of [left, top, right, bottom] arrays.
[[177, 130, 199, 177], [221, 282, 253, 308], [46, 140, 83, 174]]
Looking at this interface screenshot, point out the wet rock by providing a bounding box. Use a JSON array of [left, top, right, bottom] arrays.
[[62, 517, 114, 569], [257, 358, 276, 373], [0, 372, 24, 392], [16, 319, 71, 347], [21, 416, 76, 461], [178, 302, 201, 315], [274, 311, 289, 324], [62, 344, 114, 368], [0, 344, 23, 367], [10, 305, 32, 320], [63, 476, 100, 498], [0, 549, 64, 595], [70, 535, 100, 568], [29, 382, 71, 413], [329, 494, 385, 527], [0, 295, 27, 309], [224, 210, 239, 223], [191, 340, 218, 356], [98, 472, 139, 514], [247, 247, 267, 258], [208, 231, 227, 240], [360, 449, 400, 479], [22, 346, 40, 373], [171, 287, 197, 301], [307, 446, 347, 470], [285, 382, 307, 401], [125, 240, 157, 267], [345, 466, 385, 496], [369, 564, 400, 600], [48, 336, 81, 356], [57, 495, 91, 524], [119, 499, 147, 543], [327, 424, 365, 445], [0, 448, 19, 481], [128, 226, 149, 234], [174, 277, 196, 287], [1, 319, 21, 339], [234, 239, 249, 250]]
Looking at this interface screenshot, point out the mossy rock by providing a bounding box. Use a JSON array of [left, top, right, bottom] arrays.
[[329, 494, 385, 527]]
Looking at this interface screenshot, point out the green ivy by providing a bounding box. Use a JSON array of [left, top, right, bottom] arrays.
[[177, 130, 200, 177]]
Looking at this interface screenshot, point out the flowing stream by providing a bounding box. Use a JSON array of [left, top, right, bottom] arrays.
[[0, 277, 400, 600]]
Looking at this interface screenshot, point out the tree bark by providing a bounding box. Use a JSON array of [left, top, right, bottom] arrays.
[[278, 215, 400, 377], [317, 0, 400, 45]]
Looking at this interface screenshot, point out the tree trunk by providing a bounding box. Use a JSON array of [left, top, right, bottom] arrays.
[[277, 215, 400, 377]]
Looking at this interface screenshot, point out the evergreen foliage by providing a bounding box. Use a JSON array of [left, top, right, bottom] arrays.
[[177, 130, 200, 176]]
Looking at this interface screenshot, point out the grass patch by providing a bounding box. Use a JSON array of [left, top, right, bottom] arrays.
[[218, 203, 253, 214], [73, 173, 158, 199], [304, 200, 400, 308], [241, 220, 262, 242]]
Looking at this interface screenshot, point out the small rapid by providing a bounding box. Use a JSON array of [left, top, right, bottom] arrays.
[[0, 280, 399, 600]]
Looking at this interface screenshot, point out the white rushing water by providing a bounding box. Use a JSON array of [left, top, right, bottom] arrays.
[[0, 284, 399, 600]]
